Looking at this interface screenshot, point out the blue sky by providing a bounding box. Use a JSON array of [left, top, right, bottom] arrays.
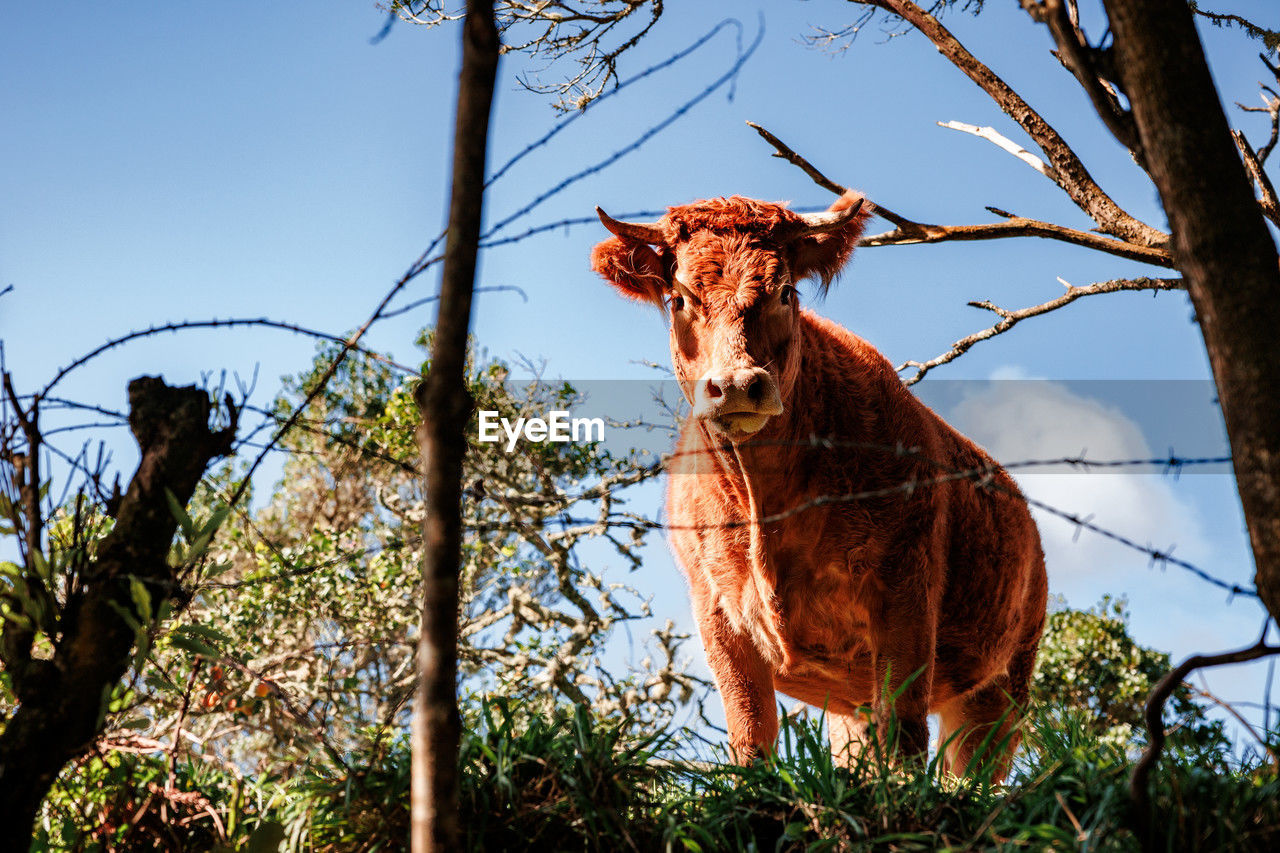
[[4, 1, 1278, 741]]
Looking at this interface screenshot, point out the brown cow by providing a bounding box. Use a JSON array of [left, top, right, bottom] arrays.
[[590, 191, 1047, 779]]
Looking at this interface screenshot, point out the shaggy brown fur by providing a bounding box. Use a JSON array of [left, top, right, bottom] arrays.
[[591, 192, 1047, 779]]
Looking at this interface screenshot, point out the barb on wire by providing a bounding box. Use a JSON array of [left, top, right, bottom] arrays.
[[38, 317, 421, 401]]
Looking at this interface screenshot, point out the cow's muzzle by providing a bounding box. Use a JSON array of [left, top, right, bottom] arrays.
[[693, 367, 783, 441]]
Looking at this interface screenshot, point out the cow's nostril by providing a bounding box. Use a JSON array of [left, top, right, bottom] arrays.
[[705, 377, 724, 399], [746, 376, 763, 402]]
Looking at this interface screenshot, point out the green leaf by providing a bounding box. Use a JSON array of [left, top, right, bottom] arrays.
[[165, 488, 196, 541], [174, 623, 234, 648], [29, 549, 53, 583], [129, 576, 153, 624], [169, 634, 219, 659]]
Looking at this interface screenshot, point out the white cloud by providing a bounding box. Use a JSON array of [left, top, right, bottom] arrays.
[[947, 377, 1210, 606]]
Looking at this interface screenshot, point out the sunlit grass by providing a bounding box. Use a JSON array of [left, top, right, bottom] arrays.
[[33, 698, 1280, 851]]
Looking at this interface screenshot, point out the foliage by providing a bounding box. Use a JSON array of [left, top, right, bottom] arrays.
[[33, 748, 285, 853], [23, 332, 703, 846], [1032, 596, 1230, 753], [34, 699, 1280, 851], [387, 1, 666, 111]]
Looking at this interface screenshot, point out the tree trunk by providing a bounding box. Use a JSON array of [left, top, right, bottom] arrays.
[[0, 377, 234, 849], [410, 2, 499, 852], [1102, 0, 1280, 618]]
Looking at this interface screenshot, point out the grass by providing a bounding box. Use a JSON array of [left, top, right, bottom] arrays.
[[286, 700, 1280, 852], [33, 699, 1280, 851]]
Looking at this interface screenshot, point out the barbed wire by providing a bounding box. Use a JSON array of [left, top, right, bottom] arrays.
[[478, 19, 762, 242], [483, 19, 747, 190], [37, 316, 423, 401], [14, 372, 1249, 600]]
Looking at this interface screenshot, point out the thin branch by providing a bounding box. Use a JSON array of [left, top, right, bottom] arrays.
[[485, 19, 743, 187], [747, 121, 1172, 267], [1233, 58, 1280, 182], [1233, 130, 1280, 227], [3, 374, 42, 563], [937, 120, 1058, 180], [856, 0, 1167, 248], [1131, 633, 1280, 836], [1188, 678, 1280, 765], [483, 20, 761, 241], [1189, 4, 1280, 53], [1039, 0, 1142, 158], [897, 277, 1185, 385], [862, 212, 1173, 266]]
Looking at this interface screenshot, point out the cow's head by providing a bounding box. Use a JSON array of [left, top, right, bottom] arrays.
[[591, 192, 870, 441]]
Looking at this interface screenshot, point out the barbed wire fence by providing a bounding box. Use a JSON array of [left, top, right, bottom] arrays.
[[3, 7, 1279, 845], [0, 20, 768, 843]]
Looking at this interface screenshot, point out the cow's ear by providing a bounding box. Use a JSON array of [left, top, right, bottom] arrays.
[[590, 237, 668, 308], [789, 191, 872, 296]]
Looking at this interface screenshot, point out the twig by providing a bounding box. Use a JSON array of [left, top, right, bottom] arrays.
[[1039, 0, 1142, 158], [857, 0, 1166, 248], [1131, 632, 1280, 838], [746, 121, 1172, 267], [1232, 130, 1280, 227], [2, 373, 42, 563], [483, 19, 762, 241], [897, 277, 1185, 384], [161, 659, 203, 826], [937, 120, 1058, 180], [1189, 677, 1280, 765]]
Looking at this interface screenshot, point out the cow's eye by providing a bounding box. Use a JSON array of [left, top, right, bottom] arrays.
[[671, 294, 685, 312], [778, 285, 796, 307]]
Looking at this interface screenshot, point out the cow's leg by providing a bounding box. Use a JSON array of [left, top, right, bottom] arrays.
[[867, 591, 936, 761], [936, 676, 1024, 782], [937, 634, 1036, 782], [700, 611, 778, 762], [869, 651, 932, 762], [828, 710, 874, 767]]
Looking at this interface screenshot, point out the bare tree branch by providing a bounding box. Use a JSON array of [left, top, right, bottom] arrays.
[[898, 276, 1185, 385], [747, 121, 1174, 267], [1131, 632, 1280, 839], [392, 0, 665, 112], [1233, 130, 1280, 227], [0, 377, 236, 846], [1238, 54, 1280, 165], [1189, 3, 1280, 53], [1036, 0, 1143, 159], [937, 120, 1058, 180], [854, 0, 1168, 248]]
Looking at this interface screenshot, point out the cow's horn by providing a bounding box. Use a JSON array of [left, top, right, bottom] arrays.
[[781, 197, 865, 241], [596, 207, 666, 245]]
